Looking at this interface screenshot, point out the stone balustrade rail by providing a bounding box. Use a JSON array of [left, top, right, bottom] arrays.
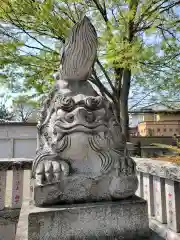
[[0, 158, 32, 211], [0, 158, 32, 240], [0, 157, 180, 239], [134, 158, 180, 240]]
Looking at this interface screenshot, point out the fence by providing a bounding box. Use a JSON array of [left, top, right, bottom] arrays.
[[0, 158, 180, 239], [0, 158, 32, 240], [135, 158, 180, 239], [0, 123, 36, 158]]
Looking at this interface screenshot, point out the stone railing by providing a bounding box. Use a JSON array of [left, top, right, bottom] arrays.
[[0, 158, 32, 240], [0, 158, 32, 210], [134, 158, 180, 239], [0, 157, 180, 239]]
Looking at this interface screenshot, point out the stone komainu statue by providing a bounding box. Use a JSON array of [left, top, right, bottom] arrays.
[[32, 16, 138, 206]]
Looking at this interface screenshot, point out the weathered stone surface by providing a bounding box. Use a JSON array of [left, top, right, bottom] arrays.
[[134, 158, 180, 182], [165, 179, 180, 233], [60, 16, 97, 81], [32, 16, 138, 206], [143, 173, 155, 216], [33, 174, 138, 206], [0, 223, 16, 240], [0, 208, 20, 240], [16, 196, 150, 240], [15, 201, 31, 240], [0, 208, 20, 224], [0, 158, 32, 171], [153, 176, 167, 223]]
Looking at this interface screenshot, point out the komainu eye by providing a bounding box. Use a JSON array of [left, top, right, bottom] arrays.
[[55, 96, 75, 112], [85, 96, 103, 110]]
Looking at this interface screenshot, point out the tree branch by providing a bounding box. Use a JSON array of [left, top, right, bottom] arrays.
[[92, 0, 108, 23], [136, 1, 179, 34], [91, 69, 114, 100], [1, 2, 63, 51], [134, 0, 168, 32], [129, 88, 159, 110], [64, 1, 77, 23], [0, 27, 59, 54], [96, 59, 115, 92]]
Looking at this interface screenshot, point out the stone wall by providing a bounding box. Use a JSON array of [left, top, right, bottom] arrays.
[[0, 123, 36, 158]]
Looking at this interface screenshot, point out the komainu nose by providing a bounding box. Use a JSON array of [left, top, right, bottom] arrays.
[[65, 107, 95, 123], [78, 108, 95, 123]]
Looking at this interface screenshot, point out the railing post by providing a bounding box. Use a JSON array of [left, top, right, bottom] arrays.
[[153, 176, 167, 223], [165, 179, 180, 233], [0, 171, 6, 210], [11, 169, 24, 208], [136, 171, 144, 198], [143, 173, 155, 216]]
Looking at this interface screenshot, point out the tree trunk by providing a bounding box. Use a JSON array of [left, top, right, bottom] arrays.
[[120, 69, 131, 142], [111, 1, 136, 141], [112, 67, 131, 142]]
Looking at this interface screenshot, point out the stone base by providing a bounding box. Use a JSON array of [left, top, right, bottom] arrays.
[[16, 196, 150, 240]]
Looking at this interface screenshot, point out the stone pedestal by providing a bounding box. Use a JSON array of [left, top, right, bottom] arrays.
[[16, 196, 150, 240]]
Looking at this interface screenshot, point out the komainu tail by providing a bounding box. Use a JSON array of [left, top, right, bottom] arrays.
[[60, 16, 98, 81]]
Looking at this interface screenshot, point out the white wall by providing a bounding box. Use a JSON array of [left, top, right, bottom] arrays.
[[129, 113, 144, 127], [0, 123, 37, 158]]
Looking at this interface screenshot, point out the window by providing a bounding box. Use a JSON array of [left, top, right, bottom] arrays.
[[157, 128, 160, 132], [164, 128, 166, 132], [148, 128, 153, 136], [169, 128, 173, 132]]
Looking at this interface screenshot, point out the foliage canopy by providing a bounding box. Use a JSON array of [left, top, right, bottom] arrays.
[[0, 0, 179, 138]]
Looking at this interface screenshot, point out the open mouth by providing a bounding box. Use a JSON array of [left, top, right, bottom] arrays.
[[54, 122, 108, 133]]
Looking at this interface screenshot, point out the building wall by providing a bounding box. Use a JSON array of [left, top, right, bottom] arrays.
[[138, 122, 147, 136], [138, 121, 180, 136], [0, 123, 37, 158], [143, 113, 154, 121], [137, 111, 180, 136], [156, 113, 180, 121], [130, 112, 158, 127], [129, 114, 141, 127], [130, 113, 155, 127]]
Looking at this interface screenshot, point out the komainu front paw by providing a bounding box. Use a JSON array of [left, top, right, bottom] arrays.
[[35, 160, 69, 185]]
